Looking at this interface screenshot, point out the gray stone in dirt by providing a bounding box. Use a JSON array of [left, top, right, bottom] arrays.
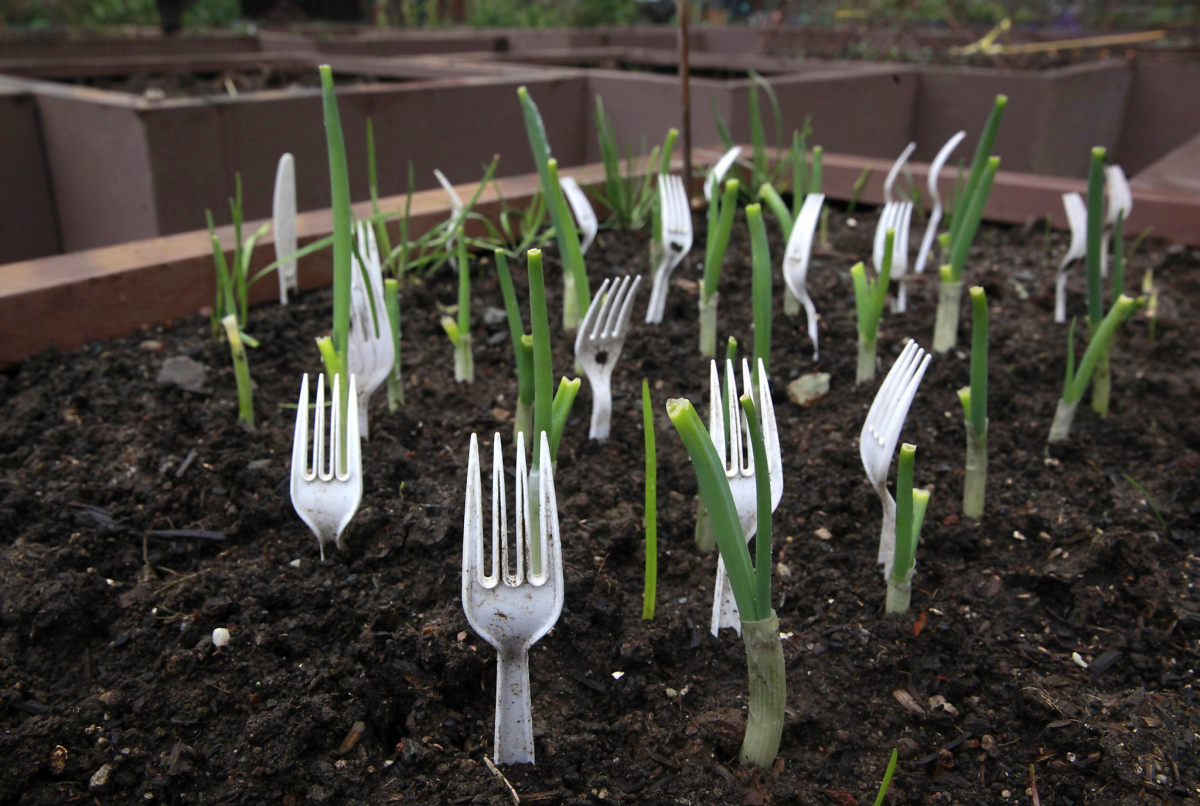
[[157, 356, 207, 393], [787, 373, 831, 407], [482, 306, 508, 327], [89, 763, 114, 792], [246, 459, 272, 471]]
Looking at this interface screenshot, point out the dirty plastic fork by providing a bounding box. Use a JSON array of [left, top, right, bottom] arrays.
[[1101, 164, 1132, 280], [1054, 192, 1087, 323], [434, 169, 465, 270], [272, 152, 298, 305], [645, 174, 692, 324], [462, 431, 563, 766], [348, 221, 395, 440], [575, 274, 642, 441], [559, 176, 598, 255], [874, 201, 914, 313], [782, 192, 825, 360], [859, 341, 930, 578], [709, 358, 783, 636], [914, 131, 966, 277], [290, 373, 363, 562]]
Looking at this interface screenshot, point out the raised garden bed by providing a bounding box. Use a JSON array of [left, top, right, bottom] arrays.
[[1, 199, 1197, 804]]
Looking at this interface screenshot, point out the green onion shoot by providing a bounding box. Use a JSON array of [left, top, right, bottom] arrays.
[[747, 204, 772, 381], [384, 278, 404, 410], [933, 94, 1006, 353], [221, 314, 254, 430], [649, 127, 679, 271], [1084, 147, 1114, 418], [1048, 295, 1138, 443], [517, 87, 589, 331], [694, 336, 738, 554], [851, 229, 895, 384], [440, 227, 474, 383], [956, 286, 988, 519], [887, 443, 930, 614], [642, 379, 657, 620], [495, 249, 535, 440], [700, 178, 740, 356], [314, 65, 354, 453], [667, 395, 785, 768]]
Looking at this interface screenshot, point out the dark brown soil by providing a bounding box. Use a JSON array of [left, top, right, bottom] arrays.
[[1, 205, 1198, 806], [60, 67, 407, 99]]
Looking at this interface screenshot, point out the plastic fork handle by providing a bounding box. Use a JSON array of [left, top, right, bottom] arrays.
[[645, 254, 674, 324], [357, 393, 371, 442], [494, 648, 536, 765], [588, 374, 614, 442]]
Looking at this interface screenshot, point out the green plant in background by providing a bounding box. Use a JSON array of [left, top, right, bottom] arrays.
[[384, 278, 404, 410], [700, 179, 740, 356], [495, 249, 536, 440], [440, 229, 475, 383], [518, 86, 590, 331], [482, 177, 553, 259], [715, 72, 786, 201], [747, 204, 773, 381], [205, 175, 269, 341], [220, 314, 254, 429], [847, 166, 873, 214], [313, 65, 355, 448], [389, 158, 499, 276], [851, 229, 895, 384], [957, 287, 988, 519], [810, 146, 824, 195], [668, 394, 784, 768], [1048, 295, 1138, 443], [642, 379, 658, 621], [366, 119, 395, 274], [933, 95, 1006, 353], [593, 96, 661, 230]]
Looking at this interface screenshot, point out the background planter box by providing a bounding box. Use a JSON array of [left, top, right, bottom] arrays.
[[0, 87, 58, 265]]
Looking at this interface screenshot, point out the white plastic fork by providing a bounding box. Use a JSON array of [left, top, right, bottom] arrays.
[[559, 176, 598, 255], [645, 175, 693, 324], [290, 373, 363, 561], [1055, 192, 1088, 323], [348, 221, 395, 440], [273, 153, 298, 305], [1101, 164, 1132, 280], [883, 141, 917, 204], [914, 131, 966, 277], [434, 169, 465, 271], [709, 358, 783, 636], [462, 431, 563, 766], [782, 193, 825, 360], [873, 201, 915, 313], [860, 341, 931, 578], [575, 274, 642, 441], [705, 146, 742, 202]]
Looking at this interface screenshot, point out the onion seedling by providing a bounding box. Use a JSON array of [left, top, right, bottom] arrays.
[[667, 394, 784, 769], [384, 279, 404, 410], [957, 287, 988, 519], [810, 146, 824, 196], [642, 379, 657, 620], [495, 250, 535, 440], [933, 95, 1006, 353], [887, 443, 931, 614], [205, 176, 269, 342], [847, 166, 872, 215], [1048, 295, 1138, 443], [747, 204, 772, 380], [700, 179, 740, 356], [851, 229, 895, 384], [593, 95, 660, 230], [518, 86, 590, 330], [790, 119, 813, 217], [314, 65, 354, 450], [759, 182, 800, 318], [440, 228, 474, 383], [365, 118, 395, 277], [221, 314, 254, 429]]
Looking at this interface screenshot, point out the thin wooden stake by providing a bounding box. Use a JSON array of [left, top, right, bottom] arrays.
[[677, 0, 692, 197]]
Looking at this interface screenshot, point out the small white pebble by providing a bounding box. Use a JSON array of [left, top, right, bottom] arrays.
[[1071, 651, 1088, 669], [289, 559, 302, 568], [611, 671, 624, 680], [665, 688, 678, 699], [212, 628, 231, 648]]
